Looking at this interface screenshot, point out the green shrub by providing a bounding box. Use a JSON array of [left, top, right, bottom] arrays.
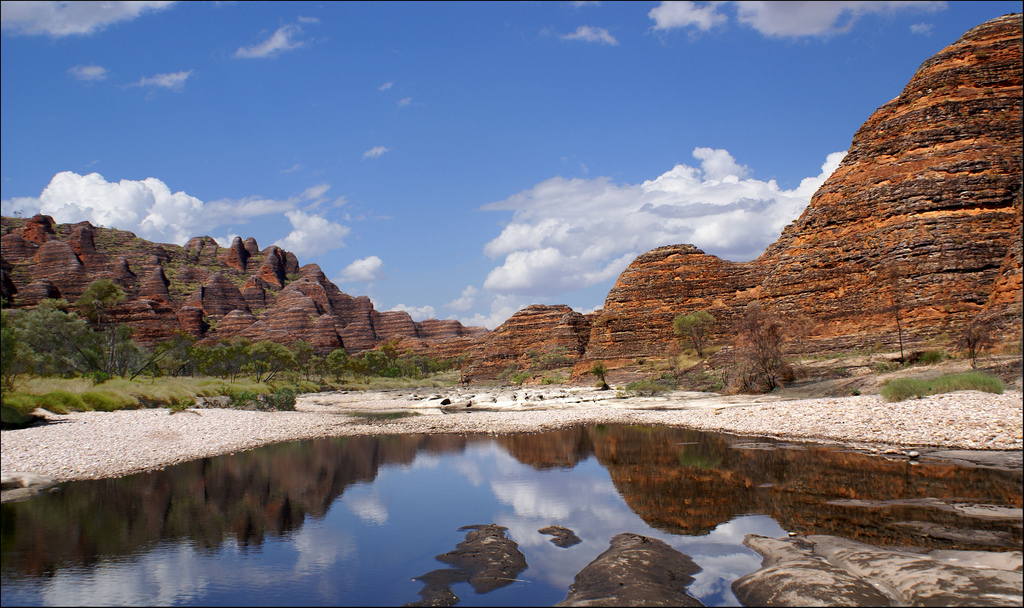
[[625, 379, 675, 396], [80, 391, 137, 411], [916, 350, 947, 364], [266, 387, 297, 411], [37, 390, 87, 412], [882, 372, 1004, 402]]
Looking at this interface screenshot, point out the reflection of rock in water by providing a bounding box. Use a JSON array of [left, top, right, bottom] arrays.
[[733, 534, 1024, 607], [406, 524, 528, 607], [556, 533, 704, 607], [538, 525, 582, 548]]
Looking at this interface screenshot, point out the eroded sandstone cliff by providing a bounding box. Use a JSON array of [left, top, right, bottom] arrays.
[[577, 13, 1022, 376], [0, 214, 485, 356]]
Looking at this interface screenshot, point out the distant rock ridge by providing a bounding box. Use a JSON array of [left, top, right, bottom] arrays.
[[0, 216, 486, 356]]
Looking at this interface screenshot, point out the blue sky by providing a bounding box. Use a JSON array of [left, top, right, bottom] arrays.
[[2, 1, 1020, 328]]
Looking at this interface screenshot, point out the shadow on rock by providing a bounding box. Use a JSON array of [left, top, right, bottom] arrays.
[[556, 533, 704, 607], [733, 534, 1024, 607], [405, 524, 528, 606]]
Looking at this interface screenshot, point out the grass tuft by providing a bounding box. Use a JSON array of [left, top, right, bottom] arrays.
[[881, 372, 1004, 402]]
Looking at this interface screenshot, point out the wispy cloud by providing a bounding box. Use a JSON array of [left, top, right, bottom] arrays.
[[68, 64, 108, 82], [649, 1, 947, 38], [378, 81, 394, 91], [1, 1, 175, 36], [561, 25, 618, 45], [397, 97, 412, 107], [362, 146, 390, 159], [235, 23, 305, 59], [131, 70, 193, 91], [910, 22, 934, 35]]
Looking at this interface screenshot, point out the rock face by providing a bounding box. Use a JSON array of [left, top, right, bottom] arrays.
[[0, 216, 486, 354], [578, 14, 1023, 375], [466, 304, 592, 380]]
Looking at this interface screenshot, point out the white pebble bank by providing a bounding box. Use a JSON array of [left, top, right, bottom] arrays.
[[2, 388, 1021, 482]]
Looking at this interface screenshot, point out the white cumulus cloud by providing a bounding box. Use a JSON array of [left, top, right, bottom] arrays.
[[561, 25, 618, 45], [336, 256, 384, 283], [445, 285, 479, 312], [0, 171, 348, 256], [649, 1, 946, 38], [1, 1, 175, 36], [390, 303, 437, 321], [649, 1, 727, 32], [480, 148, 846, 297], [273, 210, 351, 258], [235, 23, 305, 59]]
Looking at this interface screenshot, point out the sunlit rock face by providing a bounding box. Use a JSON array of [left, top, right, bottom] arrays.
[[466, 304, 592, 380], [578, 14, 1022, 374]]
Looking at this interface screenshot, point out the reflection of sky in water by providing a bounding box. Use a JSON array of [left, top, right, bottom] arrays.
[[4, 438, 784, 607]]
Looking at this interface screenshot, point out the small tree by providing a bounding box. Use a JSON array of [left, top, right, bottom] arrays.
[[736, 302, 790, 393], [959, 316, 995, 369], [326, 348, 350, 382], [75, 279, 125, 328], [883, 263, 909, 361], [673, 311, 716, 358], [245, 340, 296, 383], [290, 340, 315, 381], [588, 361, 610, 390]]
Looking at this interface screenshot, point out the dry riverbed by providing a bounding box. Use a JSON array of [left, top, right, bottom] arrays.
[[2, 386, 1022, 488]]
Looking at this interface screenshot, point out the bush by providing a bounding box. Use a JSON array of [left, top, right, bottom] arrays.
[[266, 387, 297, 411], [881, 372, 1004, 402], [80, 391, 137, 411], [624, 378, 675, 396], [37, 390, 87, 412]]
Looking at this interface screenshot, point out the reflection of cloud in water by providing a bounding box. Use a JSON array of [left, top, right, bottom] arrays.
[[408, 452, 442, 470], [42, 543, 210, 607], [686, 552, 763, 603], [345, 487, 390, 525], [292, 522, 358, 572]]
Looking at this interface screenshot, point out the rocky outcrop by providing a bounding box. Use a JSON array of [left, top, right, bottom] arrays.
[[557, 533, 704, 607], [578, 14, 1023, 375], [3, 213, 483, 352], [467, 304, 592, 380], [732, 534, 1023, 607], [408, 524, 528, 606], [218, 236, 250, 272]]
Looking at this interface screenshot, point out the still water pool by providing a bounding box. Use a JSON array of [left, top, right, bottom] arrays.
[[2, 425, 1021, 606]]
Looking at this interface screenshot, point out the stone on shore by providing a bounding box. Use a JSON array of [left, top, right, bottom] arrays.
[[732, 534, 1024, 607]]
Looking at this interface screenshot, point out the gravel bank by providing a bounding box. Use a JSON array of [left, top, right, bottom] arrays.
[[2, 387, 1021, 483]]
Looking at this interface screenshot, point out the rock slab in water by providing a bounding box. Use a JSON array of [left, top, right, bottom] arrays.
[[733, 534, 1024, 607], [556, 532, 704, 607], [539, 525, 582, 548], [1, 472, 58, 503], [406, 524, 528, 606]]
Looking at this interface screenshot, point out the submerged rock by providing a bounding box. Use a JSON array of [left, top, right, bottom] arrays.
[[405, 524, 527, 606], [557, 533, 704, 607], [733, 534, 1024, 607]]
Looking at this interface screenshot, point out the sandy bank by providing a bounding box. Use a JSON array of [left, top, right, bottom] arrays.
[[2, 386, 1021, 485]]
